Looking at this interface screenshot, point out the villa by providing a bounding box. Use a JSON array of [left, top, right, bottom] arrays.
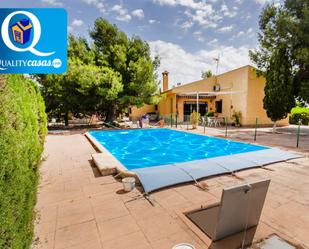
[[30, 64, 309, 249], [3, 0, 309, 248], [130, 65, 288, 126]]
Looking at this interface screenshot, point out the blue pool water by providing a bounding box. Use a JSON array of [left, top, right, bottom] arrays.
[[89, 128, 267, 170]]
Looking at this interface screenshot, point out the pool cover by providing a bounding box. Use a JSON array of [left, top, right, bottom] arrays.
[[132, 148, 301, 193]]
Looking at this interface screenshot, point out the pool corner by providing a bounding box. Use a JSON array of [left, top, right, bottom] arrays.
[[84, 131, 137, 178]]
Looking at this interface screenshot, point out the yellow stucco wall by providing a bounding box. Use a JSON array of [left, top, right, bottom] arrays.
[[156, 93, 173, 115], [160, 66, 249, 123], [213, 66, 249, 123], [130, 65, 289, 126], [129, 105, 156, 121], [246, 67, 289, 126]]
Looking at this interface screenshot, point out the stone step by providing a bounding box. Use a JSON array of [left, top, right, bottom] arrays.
[[91, 153, 118, 176]]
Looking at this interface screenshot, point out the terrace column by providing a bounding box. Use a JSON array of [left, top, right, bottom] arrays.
[[197, 91, 199, 114]]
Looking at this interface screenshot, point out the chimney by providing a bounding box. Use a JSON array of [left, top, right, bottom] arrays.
[[162, 70, 169, 92]]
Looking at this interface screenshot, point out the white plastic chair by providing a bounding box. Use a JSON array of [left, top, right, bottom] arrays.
[[207, 117, 214, 127], [202, 117, 206, 126]]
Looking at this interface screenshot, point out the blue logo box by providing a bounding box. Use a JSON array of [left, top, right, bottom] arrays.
[[0, 8, 67, 74]]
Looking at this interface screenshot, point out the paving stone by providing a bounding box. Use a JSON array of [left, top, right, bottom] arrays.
[[57, 198, 94, 228], [54, 220, 100, 249], [102, 231, 152, 249], [33, 134, 309, 249], [97, 215, 140, 242]]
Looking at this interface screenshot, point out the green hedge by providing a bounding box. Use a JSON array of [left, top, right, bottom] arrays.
[[289, 107, 309, 125], [0, 75, 47, 249]]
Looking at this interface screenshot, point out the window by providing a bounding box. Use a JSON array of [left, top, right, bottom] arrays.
[[155, 105, 158, 111], [129, 108, 132, 114], [215, 100, 222, 113]]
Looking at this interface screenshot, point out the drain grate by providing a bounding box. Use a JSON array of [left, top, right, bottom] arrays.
[[250, 235, 296, 249]]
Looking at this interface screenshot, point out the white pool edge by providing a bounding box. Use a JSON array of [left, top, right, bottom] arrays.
[[85, 132, 136, 177]]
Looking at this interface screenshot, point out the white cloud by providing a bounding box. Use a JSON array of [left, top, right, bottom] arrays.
[[81, 0, 105, 13], [153, 0, 197, 9], [111, 4, 123, 12], [255, 0, 267, 4], [255, 0, 280, 5], [236, 31, 245, 37], [244, 13, 251, 20], [111, 4, 132, 22], [184, 9, 221, 28], [71, 19, 84, 27], [193, 31, 205, 42], [153, 0, 216, 11], [149, 19, 157, 24], [153, 0, 175, 6], [220, 4, 237, 18], [180, 20, 194, 30], [153, 0, 222, 29], [132, 9, 145, 19], [149, 40, 251, 86], [234, 27, 255, 38], [221, 4, 228, 12], [208, 38, 218, 45], [217, 25, 233, 33], [116, 14, 132, 22], [111, 4, 119, 12], [246, 27, 255, 38], [41, 0, 63, 6], [67, 26, 73, 33]]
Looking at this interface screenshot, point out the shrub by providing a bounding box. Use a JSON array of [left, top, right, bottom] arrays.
[[0, 75, 47, 249], [289, 107, 309, 125], [232, 110, 242, 126], [190, 111, 200, 129], [206, 111, 214, 117]]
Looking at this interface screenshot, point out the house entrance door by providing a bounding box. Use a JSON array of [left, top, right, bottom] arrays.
[[183, 101, 208, 121]]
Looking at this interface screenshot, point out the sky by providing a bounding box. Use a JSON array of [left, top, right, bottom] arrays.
[[0, 0, 281, 86]]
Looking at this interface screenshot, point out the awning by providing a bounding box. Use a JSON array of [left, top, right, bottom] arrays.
[[176, 91, 246, 96]]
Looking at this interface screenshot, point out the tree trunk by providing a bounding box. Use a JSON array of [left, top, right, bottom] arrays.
[[64, 112, 69, 126], [105, 107, 116, 123], [272, 121, 277, 133]]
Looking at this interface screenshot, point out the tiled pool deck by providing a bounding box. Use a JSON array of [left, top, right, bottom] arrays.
[[33, 132, 309, 249]]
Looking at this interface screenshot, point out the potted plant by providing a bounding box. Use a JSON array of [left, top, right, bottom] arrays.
[[206, 111, 214, 117], [190, 111, 200, 129], [232, 110, 242, 127]]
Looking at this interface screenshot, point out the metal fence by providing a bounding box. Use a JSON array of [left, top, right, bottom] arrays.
[[157, 114, 308, 149]]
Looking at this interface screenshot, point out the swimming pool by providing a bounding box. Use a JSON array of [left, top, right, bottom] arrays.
[[88, 128, 267, 170]]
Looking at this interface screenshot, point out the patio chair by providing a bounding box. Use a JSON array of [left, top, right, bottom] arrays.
[[201, 116, 206, 126], [214, 117, 222, 127], [207, 117, 215, 127], [201, 117, 206, 125], [213, 118, 219, 127], [186, 179, 270, 242]]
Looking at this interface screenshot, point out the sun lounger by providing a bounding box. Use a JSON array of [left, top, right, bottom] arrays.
[[186, 179, 270, 241]]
